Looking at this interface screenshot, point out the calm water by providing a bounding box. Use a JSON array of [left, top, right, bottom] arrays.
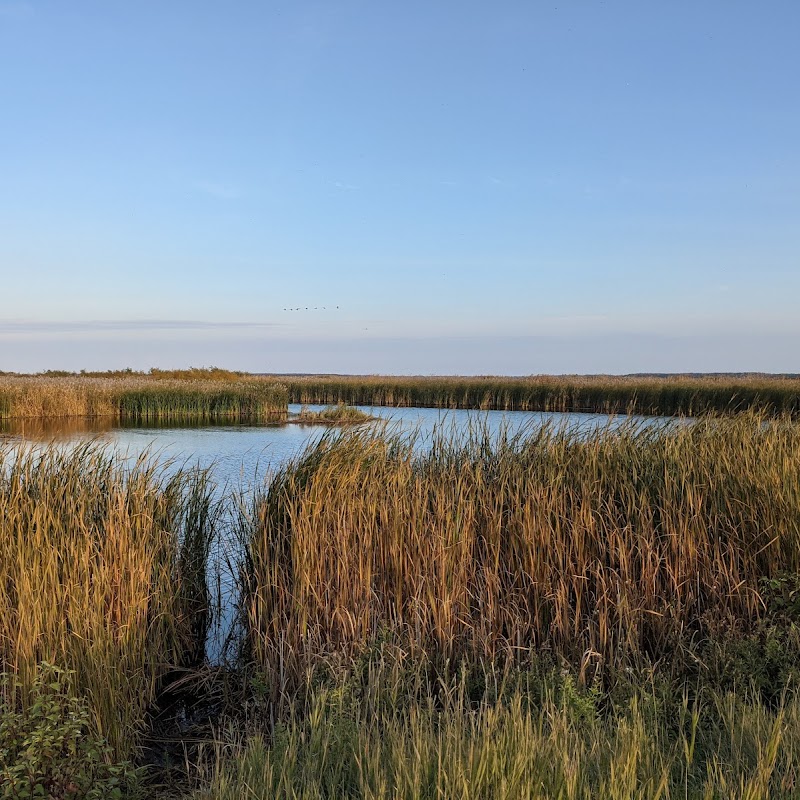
[[1, 404, 673, 661], [1, 404, 669, 490]]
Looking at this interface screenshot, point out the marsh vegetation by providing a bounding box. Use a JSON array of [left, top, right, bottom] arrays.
[[290, 403, 377, 425], [5, 371, 800, 420], [3, 408, 800, 797], [286, 373, 800, 417], [0, 376, 288, 423], [0, 444, 216, 769], [241, 415, 800, 683]]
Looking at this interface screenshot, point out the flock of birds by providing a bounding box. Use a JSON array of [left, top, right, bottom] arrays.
[[283, 306, 339, 312], [281, 304, 368, 330]]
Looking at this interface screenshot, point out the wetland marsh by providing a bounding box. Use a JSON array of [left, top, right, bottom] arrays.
[[2, 374, 800, 798]]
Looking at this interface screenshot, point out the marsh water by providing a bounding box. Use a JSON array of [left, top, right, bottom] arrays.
[[0, 404, 672, 487], [1, 404, 675, 661]]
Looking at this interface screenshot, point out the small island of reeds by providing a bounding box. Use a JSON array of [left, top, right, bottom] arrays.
[[289, 403, 377, 425]]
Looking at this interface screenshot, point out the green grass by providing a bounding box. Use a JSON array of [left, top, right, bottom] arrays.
[[193, 665, 800, 800]]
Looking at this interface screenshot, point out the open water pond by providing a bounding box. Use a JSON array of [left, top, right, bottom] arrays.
[[1, 404, 674, 489]]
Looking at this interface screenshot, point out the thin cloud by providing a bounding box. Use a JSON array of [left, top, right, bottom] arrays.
[[0, 319, 283, 335]]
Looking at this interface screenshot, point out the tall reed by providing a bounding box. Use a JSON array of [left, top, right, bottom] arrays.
[[0, 443, 217, 758], [240, 414, 800, 689], [0, 376, 288, 422], [286, 374, 800, 416]]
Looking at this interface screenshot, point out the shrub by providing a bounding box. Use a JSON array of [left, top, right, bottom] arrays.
[[0, 663, 139, 800]]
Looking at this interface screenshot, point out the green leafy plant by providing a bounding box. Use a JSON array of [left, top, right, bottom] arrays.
[[0, 663, 139, 799], [761, 573, 800, 621]]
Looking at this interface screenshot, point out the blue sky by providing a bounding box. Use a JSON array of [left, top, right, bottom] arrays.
[[1, 1, 798, 373]]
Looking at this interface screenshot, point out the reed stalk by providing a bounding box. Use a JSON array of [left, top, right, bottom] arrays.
[[0, 377, 288, 422], [0, 443, 217, 759], [285, 374, 800, 417], [241, 414, 800, 691]]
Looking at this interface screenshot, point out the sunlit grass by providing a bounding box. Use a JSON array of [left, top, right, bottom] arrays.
[[240, 414, 800, 690], [0, 443, 217, 759], [293, 404, 376, 425], [0, 376, 288, 422], [4, 411, 800, 796], [193, 670, 799, 800], [6, 372, 798, 420]]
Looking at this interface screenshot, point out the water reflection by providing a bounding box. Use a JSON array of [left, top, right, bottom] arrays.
[[0, 416, 119, 439], [0, 415, 292, 440], [1, 405, 677, 490]]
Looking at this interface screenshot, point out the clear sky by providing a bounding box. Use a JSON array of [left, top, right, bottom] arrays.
[[1, 1, 798, 374]]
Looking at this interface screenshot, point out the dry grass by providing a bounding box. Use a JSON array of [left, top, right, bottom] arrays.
[[285, 374, 800, 416], [211, 413, 800, 796], [240, 414, 800, 690], [2, 413, 800, 795], [292, 404, 377, 425], [0, 376, 288, 422], [36, 366, 246, 381], [7, 372, 798, 419], [0, 442, 217, 758]]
